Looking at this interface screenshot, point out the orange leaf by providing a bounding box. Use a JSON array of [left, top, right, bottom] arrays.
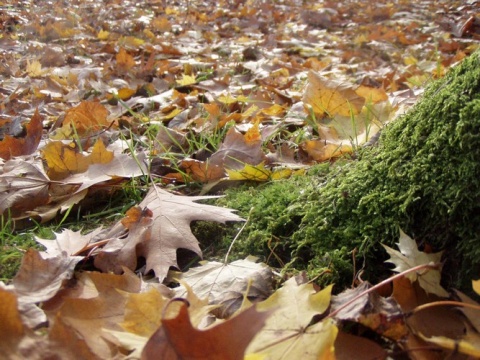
[[303, 71, 365, 117], [181, 159, 225, 182], [142, 299, 270, 360], [0, 110, 42, 160], [63, 101, 109, 135], [116, 47, 136, 72], [301, 139, 352, 162]]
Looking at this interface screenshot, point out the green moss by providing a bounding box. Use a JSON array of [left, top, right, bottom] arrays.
[[218, 50, 480, 292]]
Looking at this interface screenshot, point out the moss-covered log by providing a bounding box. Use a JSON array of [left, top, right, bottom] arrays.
[[216, 50, 480, 292]]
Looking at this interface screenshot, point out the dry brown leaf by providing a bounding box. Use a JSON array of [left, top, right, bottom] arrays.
[[0, 157, 50, 215], [382, 230, 448, 297], [181, 159, 225, 182], [176, 257, 274, 318], [331, 281, 408, 341], [45, 270, 143, 358], [141, 299, 270, 360], [0, 110, 42, 160], [94, 186, 244, 281], [209, 127, 266, 170], [0, 287, 26, 355]]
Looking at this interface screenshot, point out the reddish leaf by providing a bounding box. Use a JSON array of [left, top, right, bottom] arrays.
[[0, 110, 42, 160], [142, 299, 270, 360]]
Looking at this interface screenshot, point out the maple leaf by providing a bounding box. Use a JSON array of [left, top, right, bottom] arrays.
[[303, 71, 365, 118], [141, 299, 271, 360], [176, 257, 274, 318], [0, 110, 42, 160], [94, 186, 244, 281], [62, 100, 110, 136], [246, 276, 337, 359], [382, 230, 448, 297]]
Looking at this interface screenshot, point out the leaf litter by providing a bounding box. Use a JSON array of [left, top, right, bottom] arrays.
[[0, 0, 480, 358]]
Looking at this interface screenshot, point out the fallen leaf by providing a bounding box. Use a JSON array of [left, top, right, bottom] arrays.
[[176, 257, 273, 318], [0, 157, 50, 215], [42, 139, 114, 180], [12, 249, 82, 328], [0, 110, 42, 160], [94, 186, 244, 281], [210, 127, 267, 170], [141, 299, 270, 360], [303, 71, 365, 118], [382, 230, 448, 297], [331, 282, 408, 341], [246, 276, 337, 359], [0, 287, 25, 354], [62, 101, 110, 135]]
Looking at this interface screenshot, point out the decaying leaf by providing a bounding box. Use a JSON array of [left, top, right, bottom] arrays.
[[176, 257, 274, 318], [0, 157, 50, 215], [331, 281, 408, 341], [94, 186, 244, 281], [382, 230, 448, 297]]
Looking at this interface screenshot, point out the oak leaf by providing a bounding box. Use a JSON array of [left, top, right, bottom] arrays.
[[94, 186, 244, 281]]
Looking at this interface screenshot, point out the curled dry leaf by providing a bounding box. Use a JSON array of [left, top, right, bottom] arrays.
[[176, 256, 274, 318]]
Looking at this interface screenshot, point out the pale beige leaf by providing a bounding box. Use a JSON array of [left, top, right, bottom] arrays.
[[382, 230, 448, 297]]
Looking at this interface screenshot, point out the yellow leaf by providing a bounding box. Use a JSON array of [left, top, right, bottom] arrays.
[[226, 163, 271, 181], [303, 71, 365, 117], [247, 278, 337, 359], [301, 139, 353, 162], [121, 288, 168, 337], [26, 59, 43, 77], [89, 140, 114, 165], [97, 30, 109, 40], [176, 74, 196, 86], [43, 141, 91, 179], [116, 48, 136, 72], [355, 85, 389, 104], [473, 280, 480, 295]]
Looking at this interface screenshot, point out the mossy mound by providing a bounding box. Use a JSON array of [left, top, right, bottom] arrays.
[[216, 50, 480, 292]]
